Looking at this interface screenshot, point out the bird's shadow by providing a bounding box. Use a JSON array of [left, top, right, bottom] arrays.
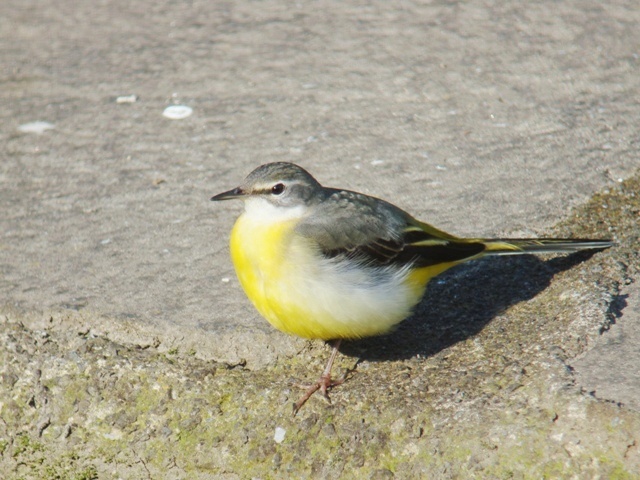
[[340, 250, 603, 362]]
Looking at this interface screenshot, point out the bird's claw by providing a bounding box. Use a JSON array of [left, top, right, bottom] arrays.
[[292, 372, 346, 415]]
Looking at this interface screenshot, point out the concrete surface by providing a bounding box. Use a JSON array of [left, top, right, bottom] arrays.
[[1, 0, 639, 478], [573, 282, 640, 412], [2, 0, 639, 368]]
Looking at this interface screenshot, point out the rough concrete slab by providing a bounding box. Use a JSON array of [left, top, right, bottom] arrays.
[[1, 0, 638, 368], [572, 247, 640, 412], [1, 1, 640, 477], [0, 177, 638, 478]]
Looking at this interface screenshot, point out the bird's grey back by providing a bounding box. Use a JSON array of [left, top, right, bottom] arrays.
[[296, 188, 411, 252]]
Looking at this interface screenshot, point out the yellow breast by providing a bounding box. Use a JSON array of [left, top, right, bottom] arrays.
[[229, 210, 442, 341], [230, 213, 308, 336]]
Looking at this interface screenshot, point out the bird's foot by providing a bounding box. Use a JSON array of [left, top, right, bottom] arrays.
[[292, 372, 346, 415]]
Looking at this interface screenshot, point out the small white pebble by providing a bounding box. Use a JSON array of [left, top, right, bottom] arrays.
[[370, 159, 385, 166], [163, 105, 193, 119], [274, 427, 286, 444], [100, 238, 111, 245], [116, 94, 138, 104], [221, 277, 230, 283], [18, 121, 55, 134]]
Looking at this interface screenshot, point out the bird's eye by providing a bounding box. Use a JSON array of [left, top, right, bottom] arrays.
[[271, 183, 285, 195]]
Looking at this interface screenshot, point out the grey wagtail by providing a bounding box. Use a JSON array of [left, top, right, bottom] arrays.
[[211, 162, 612, 414]]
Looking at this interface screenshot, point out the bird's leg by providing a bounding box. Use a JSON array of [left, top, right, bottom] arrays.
[[293, 339, 344, 415]]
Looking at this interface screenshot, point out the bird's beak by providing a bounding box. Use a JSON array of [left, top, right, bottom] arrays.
[[210, 186, 246, 201]]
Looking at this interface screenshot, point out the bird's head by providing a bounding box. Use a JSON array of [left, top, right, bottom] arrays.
[[211, 162, 325, 219]]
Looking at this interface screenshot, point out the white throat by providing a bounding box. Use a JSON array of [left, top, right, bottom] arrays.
[[242, 196, 307, 224]]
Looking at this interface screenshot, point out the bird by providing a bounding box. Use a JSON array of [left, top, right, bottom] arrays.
[[211, 162, 612, 414]]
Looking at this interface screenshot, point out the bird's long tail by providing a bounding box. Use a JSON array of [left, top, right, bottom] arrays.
[[482, 238, 613, 256]]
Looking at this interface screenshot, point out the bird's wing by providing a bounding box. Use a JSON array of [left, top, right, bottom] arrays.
[[296, 190, 486, 267]]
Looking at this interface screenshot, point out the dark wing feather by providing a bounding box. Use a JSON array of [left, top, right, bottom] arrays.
[[397, 233, 486, 267], [296, 190, 486, 268]]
